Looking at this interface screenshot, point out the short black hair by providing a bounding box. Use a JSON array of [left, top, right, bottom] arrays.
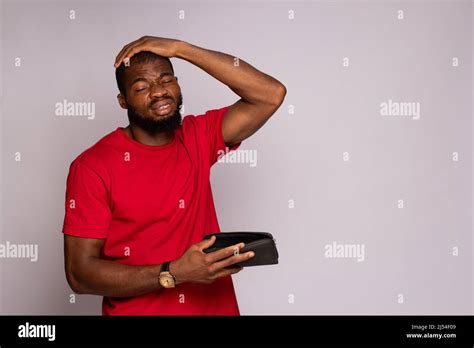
[[115, 51, 174, 96]]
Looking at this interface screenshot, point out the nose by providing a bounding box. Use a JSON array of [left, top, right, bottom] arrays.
[[149, 83, 169, 98]]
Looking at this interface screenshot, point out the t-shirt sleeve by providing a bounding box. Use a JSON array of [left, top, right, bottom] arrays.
[[195, 105, 242, 166], [62, 159, 112, 239]]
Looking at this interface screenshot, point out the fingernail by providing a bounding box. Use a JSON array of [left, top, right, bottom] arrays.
[[249, 252, 255, 257]]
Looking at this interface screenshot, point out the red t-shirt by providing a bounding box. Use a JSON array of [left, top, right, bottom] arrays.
[[62, 105, 242, 316]]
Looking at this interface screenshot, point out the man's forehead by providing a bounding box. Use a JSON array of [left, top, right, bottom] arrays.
[[125, 60, 173, 80]]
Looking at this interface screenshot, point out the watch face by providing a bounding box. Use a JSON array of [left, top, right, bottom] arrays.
[[160, 273, 175, 288]]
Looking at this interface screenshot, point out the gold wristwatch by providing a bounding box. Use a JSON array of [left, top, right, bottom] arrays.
[[159, 261, 176, 288]]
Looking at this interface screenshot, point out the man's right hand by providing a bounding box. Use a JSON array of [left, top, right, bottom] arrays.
[[169, 235, 254, 285]]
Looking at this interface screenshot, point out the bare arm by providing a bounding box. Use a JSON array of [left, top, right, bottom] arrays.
[[64, 235, 163, 297], [176, 41, 286, 147], [64, 234, 253, 298]]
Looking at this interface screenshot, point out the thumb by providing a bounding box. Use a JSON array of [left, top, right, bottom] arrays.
[[197, 235, 216, 251]]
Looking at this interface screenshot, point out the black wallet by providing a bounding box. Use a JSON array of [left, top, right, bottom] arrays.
[[202, 232, 279, 267]]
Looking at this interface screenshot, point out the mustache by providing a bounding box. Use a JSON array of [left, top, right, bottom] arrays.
[[149, 98, 173, 109]]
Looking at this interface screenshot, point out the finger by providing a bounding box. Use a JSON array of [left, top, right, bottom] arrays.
[[196, 235, 216, 251], [116, 40, 150, 68], [114, 37, 147, 67], [212, 251, 254, 270], [115, 46, 137, 67], [114, 39, 142, 67], [206, 242, 246, 263], [114, 43, 135, 67], [115, 45, 138, 68]]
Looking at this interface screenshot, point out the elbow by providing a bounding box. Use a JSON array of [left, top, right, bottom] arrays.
[[65, 266, 88, 295], [270, 84, 287, 107], [278, 83, 287, 99]]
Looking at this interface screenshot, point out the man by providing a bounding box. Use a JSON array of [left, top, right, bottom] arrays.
[[62, 36, 286, 315]]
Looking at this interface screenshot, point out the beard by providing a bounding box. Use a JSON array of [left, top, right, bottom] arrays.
[[127, 94, 183, 135]]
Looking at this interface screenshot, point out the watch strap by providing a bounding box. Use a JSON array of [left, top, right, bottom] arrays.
[[160, 261, 171, 273]]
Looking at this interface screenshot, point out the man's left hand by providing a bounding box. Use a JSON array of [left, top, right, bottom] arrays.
[[114, 36, 183, 67]]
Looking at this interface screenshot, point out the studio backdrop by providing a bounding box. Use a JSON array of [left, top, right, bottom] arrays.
[[0, 0, 472, 314]]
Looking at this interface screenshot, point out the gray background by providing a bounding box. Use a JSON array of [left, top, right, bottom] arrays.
[[0, 0, 472, 314]]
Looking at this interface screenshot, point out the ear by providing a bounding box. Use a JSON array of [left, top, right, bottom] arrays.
[[117, 94, 127, 109]]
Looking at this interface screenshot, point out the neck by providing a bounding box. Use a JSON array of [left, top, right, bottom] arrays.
[[125, 124, 174, 146]]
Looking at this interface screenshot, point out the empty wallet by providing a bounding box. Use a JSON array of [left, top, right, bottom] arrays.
[[202, 231, 279, 267]]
